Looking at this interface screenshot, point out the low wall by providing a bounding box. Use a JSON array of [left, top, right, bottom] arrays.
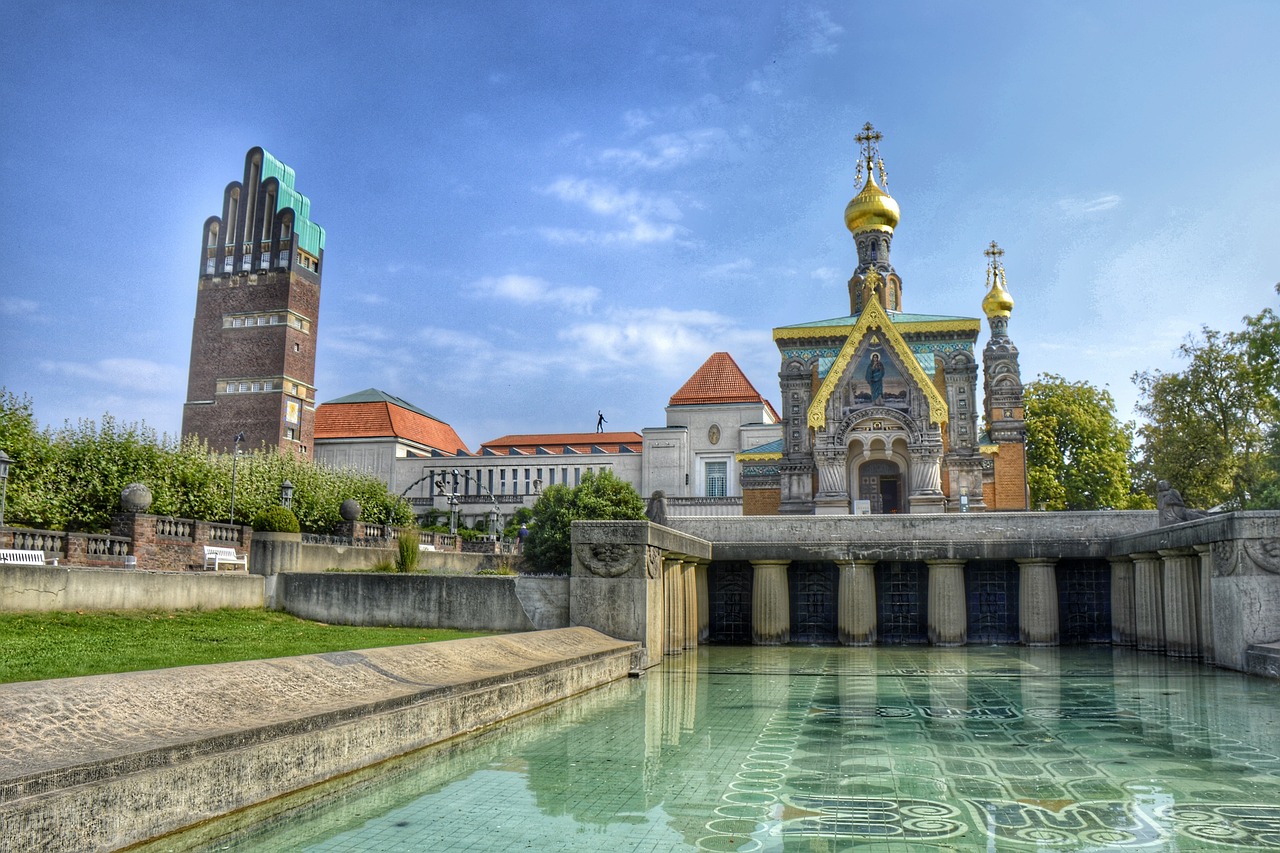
[[278, 573, 569, 631], [0, 565, 265, 612], [0, 629, 638, 853]]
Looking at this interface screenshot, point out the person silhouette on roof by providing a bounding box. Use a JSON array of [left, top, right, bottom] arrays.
[[596, 410, 607, 433]]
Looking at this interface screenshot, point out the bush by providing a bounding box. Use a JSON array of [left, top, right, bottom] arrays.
[[524, 470, 646, 574], [396, 531, 420, 573], [251, 506, 300, 533]]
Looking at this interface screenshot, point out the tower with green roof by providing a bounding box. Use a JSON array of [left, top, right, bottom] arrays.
[[181, 147, 326, 455]]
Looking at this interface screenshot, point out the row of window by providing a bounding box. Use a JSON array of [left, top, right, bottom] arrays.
[[426, 466, 606, 497], [219, 379, 312, 400], [203, 248, 318, 275], [222, 312, 311, 333]]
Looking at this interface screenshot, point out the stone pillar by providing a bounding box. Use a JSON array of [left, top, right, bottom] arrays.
[[683, 557, 698, 650], [1159, 548, 1200, 658], [695, 560, 710, 644], [1017, 558, 1058, 646], [927, 559, 967, 646], [750, 559, 791, 645], [664, 556, 686, 655], [1109, 556, 1136, 647], [837, 559, 877, 645], [1131, 552, 1165, 652], [1193, 544, 1214, 663]]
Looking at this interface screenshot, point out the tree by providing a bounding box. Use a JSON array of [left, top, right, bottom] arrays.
[[1024, 374, 1148, 510], [523, 470, 646, 573], [1133, 286, 1279, 509]]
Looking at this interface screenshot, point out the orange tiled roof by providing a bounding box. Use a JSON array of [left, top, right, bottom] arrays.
[[669, 352, 780, 420], [479, 431, 644, 455], [315, 391, 470, 455]]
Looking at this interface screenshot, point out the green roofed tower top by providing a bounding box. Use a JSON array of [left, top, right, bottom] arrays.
[[258, 148, 325, 258]]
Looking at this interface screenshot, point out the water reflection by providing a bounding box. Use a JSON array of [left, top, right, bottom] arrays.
[[191, 647, 1280, 852]]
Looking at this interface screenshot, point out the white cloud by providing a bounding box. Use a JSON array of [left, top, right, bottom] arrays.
[[0, 297, 38, 315], [1058, 194, 1122, 216], [810, 266, 842, 282], [800, 8, 844, 55], [704, 258, 755, 279], [561, 307, 769, 376], [540, 177, 686, 245], [39, 358, 184, 393], [599, 128, 729, 170], [470, 274, 599, 311], [622, 109, 652, 133]]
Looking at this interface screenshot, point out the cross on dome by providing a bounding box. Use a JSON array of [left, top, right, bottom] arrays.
[[855, 122, 883, 164], [984, 240, 1005, 268]]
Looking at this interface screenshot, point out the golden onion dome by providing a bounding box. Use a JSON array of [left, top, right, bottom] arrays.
[[844, 168, 900, 235], [983, 273, 1014, 319]]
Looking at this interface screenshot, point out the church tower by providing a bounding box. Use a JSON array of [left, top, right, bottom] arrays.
[[180, 148, 325, 455], [845, 124, 904, 315], [980, 241, 1029, 509]]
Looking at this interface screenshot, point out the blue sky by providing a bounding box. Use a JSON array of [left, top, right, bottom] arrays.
[[2, 1, 1278, 449]]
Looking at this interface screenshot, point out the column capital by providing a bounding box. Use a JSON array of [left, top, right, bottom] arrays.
[[1129, 551, 1161, 561], [750, 558, 791, 571], [926, 558, 967, 570], [1157, 547, 1197, 558], [1015, 556, 1057, 569], [1107, 555, 1135, 568], [835, 558, 878, 570]]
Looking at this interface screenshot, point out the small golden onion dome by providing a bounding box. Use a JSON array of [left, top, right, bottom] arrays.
[[844, 169, 900, 235], [983, 275, 1014, 319]]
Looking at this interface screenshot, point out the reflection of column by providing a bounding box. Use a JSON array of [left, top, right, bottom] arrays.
[[664, 556, 685, 655], [1131, 552, 1164, 652], [695, 560, 710, 644], [927, 559, 967, 646], [1017, 558, 1058, 646], [1159, 548, 1200, 658], [837, 559, 877, 645], [751, 559, 791, 645], [1109, 556, 1136, 646], [683, 558, 697, 650], [1193, 544, 1214, 663]]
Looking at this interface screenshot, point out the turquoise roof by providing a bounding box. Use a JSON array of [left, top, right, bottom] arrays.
[[260, 150, 326, 258], [778, 311, 977, 329], [740, 438, 784, 455]]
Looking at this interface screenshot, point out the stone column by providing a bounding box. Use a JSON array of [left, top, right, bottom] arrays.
[[927, 559, 967, 646], [1193, 544, 1214, 664], [683, 557, 697, 650], [1159, 547, 1200, 658], [695, 560, 710, 644], [750, 559, 791, 645], [1017, 558, 1058, 646], [1108, 556, 1136, 646], [837, 559, 877, 645], [664, 556, 686, 655], [1130, 552, 1165, 652]]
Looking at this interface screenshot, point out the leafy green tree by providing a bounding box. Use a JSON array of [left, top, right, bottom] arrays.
[[1024, 374, 1148, 510], [1133, 287, 1279, 509], [524, 470, 646, 573]]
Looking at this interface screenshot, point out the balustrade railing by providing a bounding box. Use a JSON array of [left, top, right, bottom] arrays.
[[155, 517, 194, 539], [206, 523, 244, 544], [8, 528, 66, 554], [76, 533, 130, 558]]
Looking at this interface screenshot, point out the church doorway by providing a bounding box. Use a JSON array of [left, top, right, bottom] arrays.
[[858, 459, 902, 514]]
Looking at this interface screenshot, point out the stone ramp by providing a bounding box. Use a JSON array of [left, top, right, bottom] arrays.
[[0, 628, 638, 853]]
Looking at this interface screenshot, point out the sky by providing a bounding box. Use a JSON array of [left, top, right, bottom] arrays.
[[2, 1, 1278, 451]]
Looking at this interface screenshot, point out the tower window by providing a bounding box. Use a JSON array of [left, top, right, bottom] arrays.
[[705, 461, 728, 497]]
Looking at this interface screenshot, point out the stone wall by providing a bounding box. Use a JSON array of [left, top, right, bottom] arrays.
[[0, 564, 264, 612]]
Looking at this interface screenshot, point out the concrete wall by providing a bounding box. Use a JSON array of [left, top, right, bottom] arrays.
[[0, 629, 638, 853], [0, 565, 264, 612], [278, 573, 569, 631]]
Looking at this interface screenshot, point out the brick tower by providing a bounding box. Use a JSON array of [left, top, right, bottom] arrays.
[[180, 147, 325, 455]]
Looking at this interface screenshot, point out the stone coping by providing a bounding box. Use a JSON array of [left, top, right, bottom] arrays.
[[0, 628, 635, 802]]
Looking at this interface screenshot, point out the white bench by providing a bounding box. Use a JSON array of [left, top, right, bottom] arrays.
[[0, 549, 58, 566], [203, 545, 247, 571]]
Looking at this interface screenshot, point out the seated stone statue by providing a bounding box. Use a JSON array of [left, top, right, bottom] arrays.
[[1157, 480, 1211, 526], [646, 490, 669, 527]]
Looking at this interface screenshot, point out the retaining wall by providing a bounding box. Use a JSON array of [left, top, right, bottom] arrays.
[[0, 565, 264, 612]]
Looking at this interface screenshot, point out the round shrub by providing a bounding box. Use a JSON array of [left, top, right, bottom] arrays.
[[252, 505, 300, 533]]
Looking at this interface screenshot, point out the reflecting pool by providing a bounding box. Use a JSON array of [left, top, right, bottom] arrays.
[[187, 647, 1280, 852]]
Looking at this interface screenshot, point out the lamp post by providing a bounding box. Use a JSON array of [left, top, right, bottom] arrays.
[[0, 450, 13, 528], [281, 480, 294, 509], [229, 431, 245, 525]]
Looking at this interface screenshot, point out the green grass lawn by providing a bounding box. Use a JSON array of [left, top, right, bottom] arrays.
[[0, 609, 495, 684]]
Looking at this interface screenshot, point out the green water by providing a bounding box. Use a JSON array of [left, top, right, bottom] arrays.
[[192, 647, 1280, 851]]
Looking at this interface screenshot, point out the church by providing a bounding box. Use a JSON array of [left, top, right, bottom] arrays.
[[739, 124, 1029, 515]]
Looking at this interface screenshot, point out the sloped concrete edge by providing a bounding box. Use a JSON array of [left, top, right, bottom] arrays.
[[0, 629, 638, 853]]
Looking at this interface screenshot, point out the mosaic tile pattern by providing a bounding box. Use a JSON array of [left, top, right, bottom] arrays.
[[191, 647, 1280, 852]]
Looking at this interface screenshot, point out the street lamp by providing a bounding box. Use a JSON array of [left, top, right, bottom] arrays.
[[229, 431, 245, 525], [281, 480, 294, 509], [0, 450, 13, 528]]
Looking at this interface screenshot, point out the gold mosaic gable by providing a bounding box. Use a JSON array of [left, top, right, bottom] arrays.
[[806, 298, 948, 430]]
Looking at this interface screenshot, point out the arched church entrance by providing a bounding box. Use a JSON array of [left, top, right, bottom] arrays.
[[858, 459, 902, 514]]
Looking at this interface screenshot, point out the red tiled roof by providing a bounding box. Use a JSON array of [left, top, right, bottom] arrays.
[[315, 401, 470, 455], [479, 431, 644, 455], [669, 352, 780, 421]]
